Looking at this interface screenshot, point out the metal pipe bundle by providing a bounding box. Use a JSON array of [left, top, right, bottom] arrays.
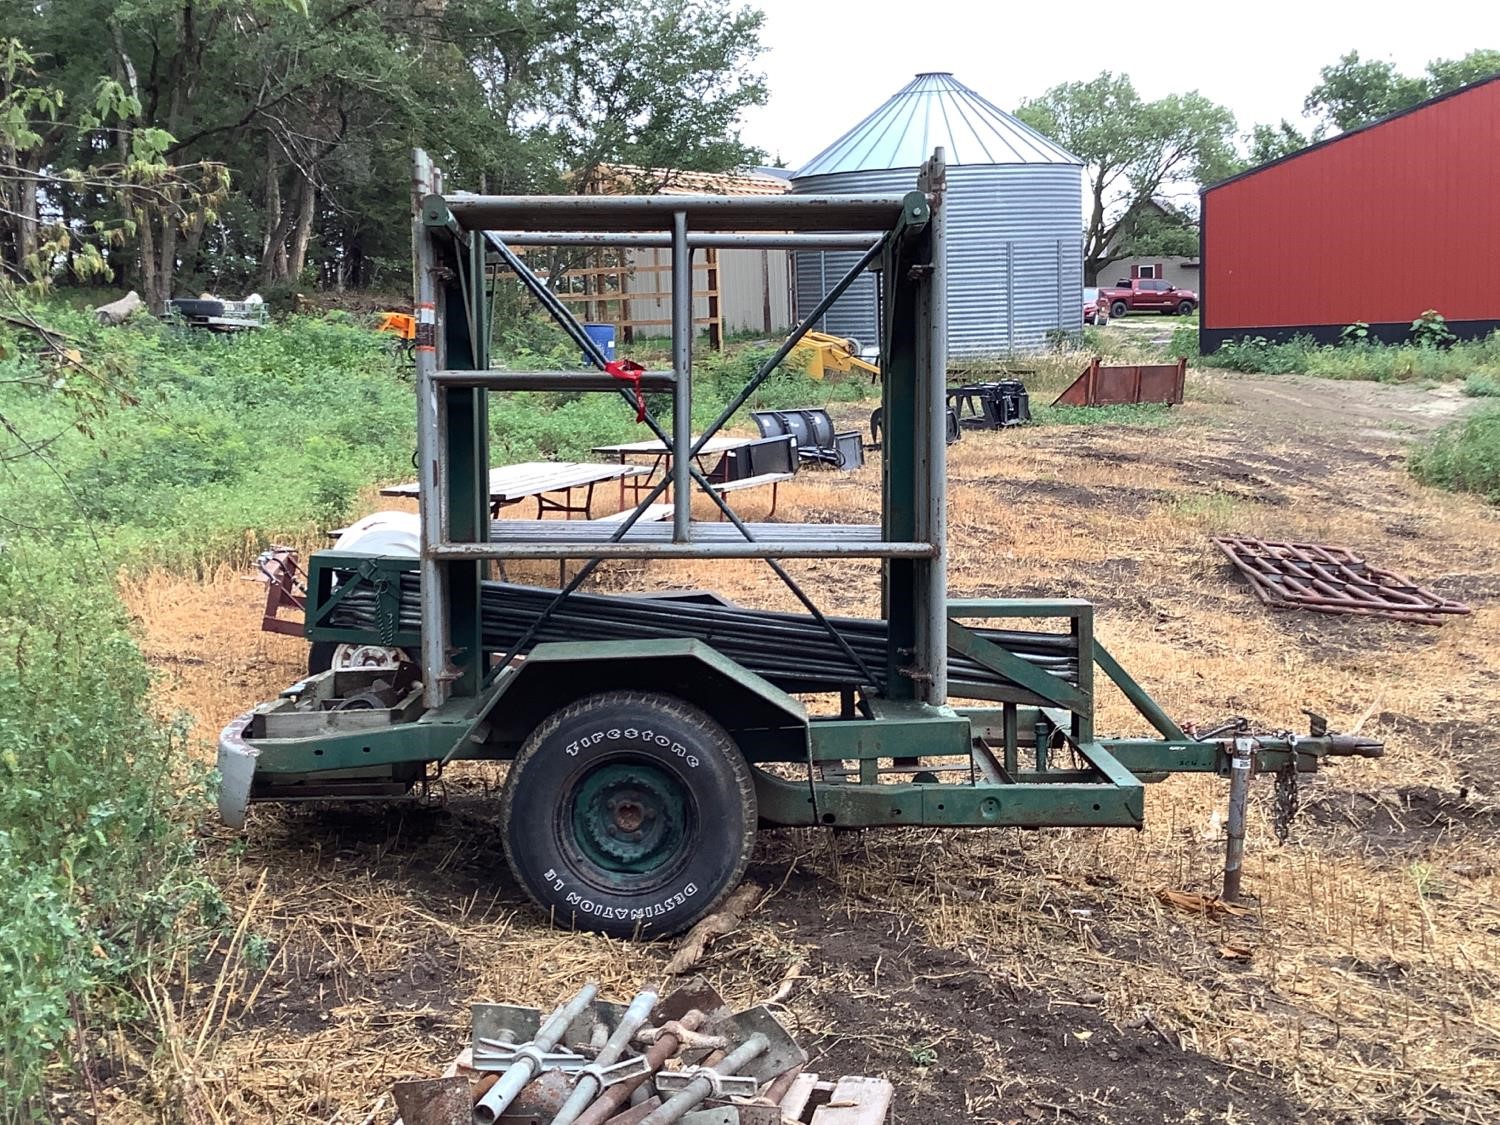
[[326, 577, 1079, 693]]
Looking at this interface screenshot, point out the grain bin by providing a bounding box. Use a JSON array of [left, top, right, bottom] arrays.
[[792, 72, 1084, 357]]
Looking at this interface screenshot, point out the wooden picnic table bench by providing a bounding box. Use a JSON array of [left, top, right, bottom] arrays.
[[591, 433, 795, 516], [379, 460, 649, 519]]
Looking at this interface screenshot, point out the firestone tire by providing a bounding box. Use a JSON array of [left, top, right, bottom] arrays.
[[1110, 300, 1128, 319], [500, 691, 757, 939]]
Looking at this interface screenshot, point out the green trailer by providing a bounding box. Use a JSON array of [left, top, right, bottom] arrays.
[[218, 149, 1381, 938]]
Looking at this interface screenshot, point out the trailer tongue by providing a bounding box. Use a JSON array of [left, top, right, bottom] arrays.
[[219, 148, 1381, 939]]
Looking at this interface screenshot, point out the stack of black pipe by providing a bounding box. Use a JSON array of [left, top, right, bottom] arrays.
[[327, 576, 1078, 695]]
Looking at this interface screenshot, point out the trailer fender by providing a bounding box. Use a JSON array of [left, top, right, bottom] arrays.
[[478, 638, 810, 760], [217, 712, 259, 829]]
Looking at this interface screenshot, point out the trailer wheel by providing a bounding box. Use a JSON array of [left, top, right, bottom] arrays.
[[500, 691, 756, 938]]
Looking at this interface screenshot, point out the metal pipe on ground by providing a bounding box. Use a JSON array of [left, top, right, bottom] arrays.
[[550, 986, 659, 1125], [638, 1033, 769, 1125], [571, 1010, 708, 1125], [473, 982, 599, 1123]]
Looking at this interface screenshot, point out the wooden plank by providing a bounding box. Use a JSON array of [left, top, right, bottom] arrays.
[[380, 461, 648, 501], [590, 504, 673, 524], [710, 471, 794, 493], [777, 1072, 821, 1123], [809, 1076, 893, 1125]]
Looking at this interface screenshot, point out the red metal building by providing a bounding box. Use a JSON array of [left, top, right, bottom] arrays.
[[1200, 75, 1500, 350]]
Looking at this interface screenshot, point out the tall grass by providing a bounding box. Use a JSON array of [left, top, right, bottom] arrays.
[[0, 303, 869, 572], [1410, 405, 1500, 503], [0, 547, 210, 1118], [1206, 332, 1500, 383]]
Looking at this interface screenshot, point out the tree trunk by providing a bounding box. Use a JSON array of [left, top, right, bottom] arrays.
[[138, 208, 164, 313], [286, 171, 316, 284], [16, 166, 39, 268], [179, 208, 209, 287]]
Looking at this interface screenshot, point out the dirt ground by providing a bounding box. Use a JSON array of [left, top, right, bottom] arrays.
[[115, 364, 1500, 1124]]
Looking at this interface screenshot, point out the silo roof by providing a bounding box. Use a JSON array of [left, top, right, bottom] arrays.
[[793, 72, 1081, 178]]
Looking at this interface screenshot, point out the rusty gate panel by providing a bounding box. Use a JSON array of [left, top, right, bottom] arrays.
[[1052, 357, 1186, 407], [1212, 536, 1471, 625]]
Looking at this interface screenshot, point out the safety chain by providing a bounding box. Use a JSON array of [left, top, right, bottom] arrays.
[[1273, 764, 1300, 843]]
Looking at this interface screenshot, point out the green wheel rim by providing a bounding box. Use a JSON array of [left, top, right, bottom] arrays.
[[568, 760, 690, 878]]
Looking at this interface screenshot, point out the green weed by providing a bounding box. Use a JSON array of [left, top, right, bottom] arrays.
[[1409, 405, 1500, 504], [0, 546, 206, 1116], [1207, 331, 1500, 383]]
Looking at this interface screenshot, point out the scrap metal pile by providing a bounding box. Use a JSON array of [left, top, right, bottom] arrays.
[[392, 979, 890, 1125]]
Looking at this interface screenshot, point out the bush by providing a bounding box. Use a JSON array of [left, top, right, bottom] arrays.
[[0, 547, 206, 1115], [1410, 405, 1500, 503], [1164, 323, 1199, 359], [1463, 373, 1500, 398], [1205, 331, 1500, 383]]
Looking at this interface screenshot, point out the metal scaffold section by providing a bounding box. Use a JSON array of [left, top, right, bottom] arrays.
[[406, 147, 949, 714], [217, 147, 1383, 940]]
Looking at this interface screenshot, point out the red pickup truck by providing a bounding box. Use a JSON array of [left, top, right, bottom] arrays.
[[1098, 278, 1197, 319]]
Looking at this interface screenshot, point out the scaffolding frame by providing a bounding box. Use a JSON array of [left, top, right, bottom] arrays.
[[409, 147, 948, 714]]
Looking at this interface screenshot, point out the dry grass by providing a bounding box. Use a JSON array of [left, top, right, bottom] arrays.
[[110, 367, 1500, 1122]]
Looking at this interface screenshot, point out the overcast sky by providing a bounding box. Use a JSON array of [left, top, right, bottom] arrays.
[[737, 0, 1496, 172]]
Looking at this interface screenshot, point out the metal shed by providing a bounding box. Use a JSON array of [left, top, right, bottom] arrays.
[[791, 72, 1084, 357], [1201, 74, 1500, 350]]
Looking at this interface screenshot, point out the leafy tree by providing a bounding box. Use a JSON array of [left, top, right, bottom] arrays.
[[1304, 48, 1500, 133], [1107, 202, 1198, 266], [1304, 51, 1429, 132], [1246, 119, 1315, 164], [1016, 72, 1236, 283], [0, 0, 770, 298], [1425, 48, 1500, 94], [542, 0, 767, 188]]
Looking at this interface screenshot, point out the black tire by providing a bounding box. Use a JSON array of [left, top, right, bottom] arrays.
[[1110, 300, 1128, 319], [500, 691, 756, 938], [1177, 300, 1196, 316], [308, 640, 336, 677]]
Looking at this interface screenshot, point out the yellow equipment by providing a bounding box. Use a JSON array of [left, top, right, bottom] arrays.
[[376, 311, 418, 340], [793, 330, 880, 381]]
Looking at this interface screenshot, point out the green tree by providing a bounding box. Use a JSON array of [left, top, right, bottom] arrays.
[[1016, 72, 1235, 283], [1425, 48, 1500, 94], [1, 0, 770, 298], [541, 0, 767, 187], [1305, 48, 1500, 133], [1246, 119, 1314, 164]]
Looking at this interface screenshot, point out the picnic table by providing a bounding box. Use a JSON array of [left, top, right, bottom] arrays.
[[379, 460, 649, 519], [591, 434, 754, 507]]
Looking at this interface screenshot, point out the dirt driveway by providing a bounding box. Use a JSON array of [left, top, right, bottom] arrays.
[[118, 367, 1498, 1124]]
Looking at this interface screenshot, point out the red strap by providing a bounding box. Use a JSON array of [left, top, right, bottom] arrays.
[[606, 359, 647, 422]]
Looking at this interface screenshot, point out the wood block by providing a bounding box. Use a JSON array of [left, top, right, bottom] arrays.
[[809, 1076, 894, 1125]]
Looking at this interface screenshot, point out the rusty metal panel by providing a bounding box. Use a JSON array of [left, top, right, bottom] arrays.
[[392, 1077, 473, 1125], [1051, 358, 1185, 407], [1212, 537, 1472, 625]]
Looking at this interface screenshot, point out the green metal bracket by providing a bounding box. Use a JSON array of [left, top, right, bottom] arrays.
[[809, 701, 971, 762], [303, 553, 420, 647], [946, 620, 1088, 713], [754, 768, 1145, 829]]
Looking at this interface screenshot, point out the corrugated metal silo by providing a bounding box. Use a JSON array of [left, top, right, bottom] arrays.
[[791, 72, 1085, 357]]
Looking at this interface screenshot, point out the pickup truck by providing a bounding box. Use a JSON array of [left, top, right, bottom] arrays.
[[1098, 278, 1197, 318]]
